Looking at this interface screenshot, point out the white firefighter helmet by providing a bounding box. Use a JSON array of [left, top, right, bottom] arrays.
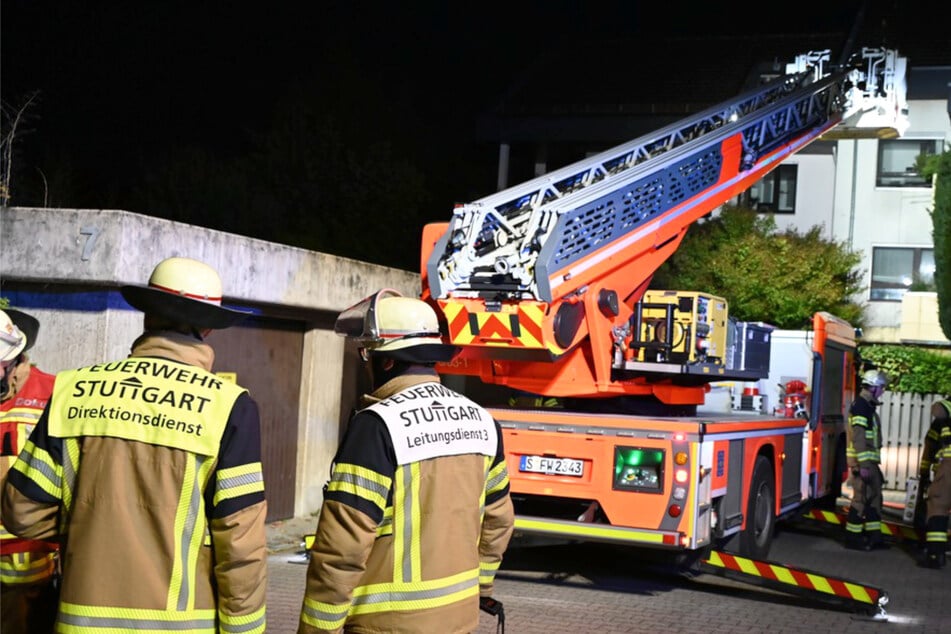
[[120, 257, 251, 329], [0, 309, 27, 362], [334, 289, 458, 363], [861, 369, 888, 389]]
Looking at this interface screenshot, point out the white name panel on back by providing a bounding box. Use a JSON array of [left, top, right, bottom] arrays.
[[367, 382, 497, 465]]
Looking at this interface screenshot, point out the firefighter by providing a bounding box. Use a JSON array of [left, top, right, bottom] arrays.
[[0, 308, 58, 634], [844, 369, 889, 550], [917, 398, 951, 568], [298, 289, 515, 633], [0, 257, 268, 633]]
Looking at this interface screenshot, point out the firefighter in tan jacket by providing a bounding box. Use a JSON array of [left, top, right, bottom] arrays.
[[918, 399, 951, 568], [1, 257, 268, 633], [299, 289, 515, 634], [844, 369, 888, 550]]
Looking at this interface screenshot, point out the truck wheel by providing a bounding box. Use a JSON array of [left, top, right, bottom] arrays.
[[738, 456, 775, 560]]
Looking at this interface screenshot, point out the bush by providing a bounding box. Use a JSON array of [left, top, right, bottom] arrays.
[[652, 206, 864, 329], [860, 344, 951, 395]]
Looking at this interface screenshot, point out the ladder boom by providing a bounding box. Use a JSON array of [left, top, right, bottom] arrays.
[[421, 47, 907, 400]]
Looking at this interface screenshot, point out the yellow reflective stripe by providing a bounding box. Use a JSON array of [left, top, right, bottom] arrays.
[[0, 552, 56, 584], [515, 517, 668, 544], [57, 601, 216, 633], [393, 463, 422, 583], [188, 457, 214, 608], [168, 454, 211, 612], [327, 463, 391, 510], [850, 416, 868, 427], [408, 463, 421, 582], [62, 438, 81, 517], [805, 572, 834, 595], [486, 459, 509, 496], [376, 506, 394, 537], [926, 530, 948, 543], [168, 454, 196, 610], [12, 439, 63, 499], [393, 466, 407, 582], [479, 559, 501, 585], [350, 567, 480, 615], [213, 461, 264, 505], [2, 406, 43, 424], [219, 605, 266, 634], [300, 596, 349, 630]]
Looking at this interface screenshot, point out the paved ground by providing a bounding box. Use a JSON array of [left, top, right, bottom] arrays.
[[264, 493, 948, 633]]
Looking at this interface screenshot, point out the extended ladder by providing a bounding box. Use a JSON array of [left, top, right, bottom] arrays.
[[427, 48, 907, 305]]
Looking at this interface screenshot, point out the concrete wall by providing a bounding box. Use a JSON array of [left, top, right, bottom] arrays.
[[0, 206, 420, 518]]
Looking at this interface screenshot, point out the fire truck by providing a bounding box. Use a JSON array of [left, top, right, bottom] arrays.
[[418, 46, 909, 615]]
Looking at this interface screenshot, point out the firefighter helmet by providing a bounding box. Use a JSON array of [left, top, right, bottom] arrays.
[[334, 289, 458, 363], [120, 257, 251, 330], [0, 309, 27, 362], [4, 309, 39, 354], [861, 369, 888, 389]]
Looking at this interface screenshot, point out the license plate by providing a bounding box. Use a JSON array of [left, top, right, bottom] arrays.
[[519, 455, 584, 477]]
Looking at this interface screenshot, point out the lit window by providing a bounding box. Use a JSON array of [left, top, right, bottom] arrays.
[[742, 164, 797, 213], [870, 246, 935, 301], [876, 139, 940, 187]]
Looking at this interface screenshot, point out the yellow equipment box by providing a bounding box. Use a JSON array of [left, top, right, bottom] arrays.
[[635, 290, 729, 365]]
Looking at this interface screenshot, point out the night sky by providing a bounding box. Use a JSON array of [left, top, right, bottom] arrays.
[[1, 1, 937, 266]]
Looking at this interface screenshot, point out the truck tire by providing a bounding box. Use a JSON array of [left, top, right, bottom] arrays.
[[738, 456, 775, 560]]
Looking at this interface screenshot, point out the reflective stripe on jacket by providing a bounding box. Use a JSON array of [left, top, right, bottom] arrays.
[[847, 390, 881, 467]]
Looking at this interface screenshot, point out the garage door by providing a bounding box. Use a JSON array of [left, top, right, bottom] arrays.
[[209, 316, 303, 521]]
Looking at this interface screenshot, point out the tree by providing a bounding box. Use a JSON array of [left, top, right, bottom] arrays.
[[651, 206, 865, 329], [1, 92, 40, 206], [918, 148, 951, 340]]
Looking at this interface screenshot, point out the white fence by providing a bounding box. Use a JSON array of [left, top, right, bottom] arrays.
[[879, 392, 942, 491]]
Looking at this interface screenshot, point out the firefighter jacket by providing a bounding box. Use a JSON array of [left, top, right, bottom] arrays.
[[0, 332, 268, 633], [299, 367, 515, 634], [847, 389, 882, 470], [920, 400, 951, 475], [1, 359, 58, 586]]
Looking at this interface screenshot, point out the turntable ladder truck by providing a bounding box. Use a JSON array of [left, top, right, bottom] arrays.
[[419, 47, 908, 617]]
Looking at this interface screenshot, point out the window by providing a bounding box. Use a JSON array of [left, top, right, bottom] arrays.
[[876, 139, 941, 187], [870, 246, 935, 301], [741, 164, 797, 213]]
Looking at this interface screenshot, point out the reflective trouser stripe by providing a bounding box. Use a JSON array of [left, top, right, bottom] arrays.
[[480, 559, 501, 586], [300, 598, 349, 631], [57, 601, 216, 633], [220, 605, 266, 634], [926, 530, 948, 544]]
